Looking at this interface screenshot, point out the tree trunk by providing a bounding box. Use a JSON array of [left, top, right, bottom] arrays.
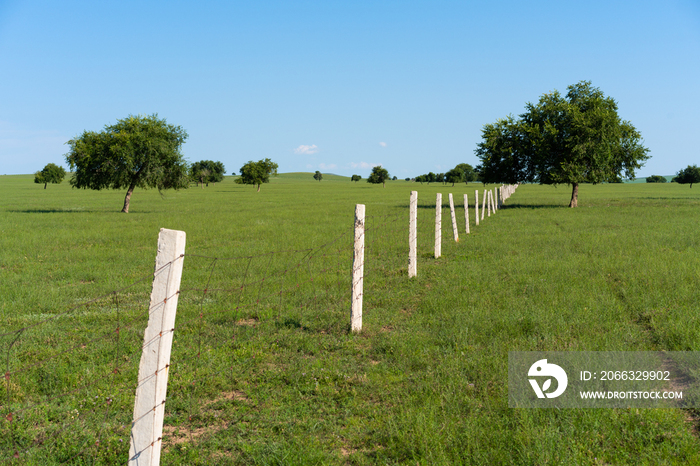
[[569, 183, 579, 208], [122, 182, 136, 213], [44, 182, 47, 189], [256, 183, 261, 192]]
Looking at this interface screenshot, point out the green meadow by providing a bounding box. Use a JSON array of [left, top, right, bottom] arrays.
[[1, 173, 700, 465]]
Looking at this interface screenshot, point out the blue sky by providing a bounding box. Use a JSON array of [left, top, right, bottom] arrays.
[[1, 0, 698, 178]]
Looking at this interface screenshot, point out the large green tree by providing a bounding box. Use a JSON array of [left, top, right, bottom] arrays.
[[476, 81, 650, 207], [313, 171, 323, 181], [367, 166, 390, 187], [454, 163, 477, 183], [444, 167, 463, 187], [235, 158, 278, 191], [65, 114, 189, 213], [672, 165, 700, 188], [34, 163, 66, 189]]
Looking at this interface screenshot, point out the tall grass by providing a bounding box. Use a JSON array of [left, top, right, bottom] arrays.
[[1, 174, 699, 464]]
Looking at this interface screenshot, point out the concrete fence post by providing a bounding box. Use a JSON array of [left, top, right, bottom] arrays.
[[449, 193, 458, 242], [409, 191, 417, 278], [129, 229, 186, 466], [487, 190, 492, 217], [435, 193, 442, 258], [481, 189, 487, 221], [475, 190, 479, 226], [351, 204, 365, 333], [464, 194, 470, 234]]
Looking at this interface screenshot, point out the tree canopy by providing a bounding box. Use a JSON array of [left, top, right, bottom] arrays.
[[235, 158, 278, 191], [65, 114, 189, 213], [645, 175, 667, 183], [351, 174, 361, 182], [672, 165, 700, 188], [454, 163, 477, 183], [476, 81, 650, 207], [367, 166, 390, 187], [191, 160, 225, 187], [34, 163, 66, 189], [313, 171, 323, 181], [444, 168, 463, 186]]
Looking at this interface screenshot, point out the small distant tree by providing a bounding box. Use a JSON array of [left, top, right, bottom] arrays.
[[34, 163, 66, 189], [190, 160, 225, 187], [313, 171, 323, 181], [367, 166, 390, 187], [235, 158, 278, 192], [645, 175, 667, 183], [673, 165, 700, 188], [444, 168, 463, 187], [392, 176, 397, 181], [415, 175, 425, 184], [435, 173, 445, 185], [405, 177, 410, 181], [426, 172, 436, 184], [454, 163, 477, 183], [65, 114, 189, 213], [351, 174, 361, 182]]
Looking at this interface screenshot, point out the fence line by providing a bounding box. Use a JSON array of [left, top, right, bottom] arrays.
[[1, 184, 519, 463]]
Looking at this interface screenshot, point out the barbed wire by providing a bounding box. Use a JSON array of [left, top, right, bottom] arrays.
[[1, 189, 520, 463]]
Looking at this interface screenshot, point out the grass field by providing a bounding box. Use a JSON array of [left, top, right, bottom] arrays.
[[1, 173, 700, 465]]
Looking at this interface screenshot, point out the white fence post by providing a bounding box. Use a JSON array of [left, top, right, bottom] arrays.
[[351, 204, 365, 333], [435, 193, 442, 258], [475, 190, 479, 226], [409, 191, 417, 278], [481, 189, 487, 221], [129, 229, 186, 466], [464, 194, 470, 234], [487, 190, 492, 217], [449, 193, 458, 242]]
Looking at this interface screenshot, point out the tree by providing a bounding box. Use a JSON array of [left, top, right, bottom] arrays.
[[454, 163, 477, 183], [476, 81, 650, 207], [191, 160, 225, 187], [367, 166, 390, 187], [645, 175, 667, 183], [444, 168, 463, 187], [392, 176, 397, 181], [672, 165, 700, 188], [351, 174, 361, 182], [34, 163, 66, 189], [313, 171, 323, 181], [65, 114, 189, 213], [235, 158, 278, 191]]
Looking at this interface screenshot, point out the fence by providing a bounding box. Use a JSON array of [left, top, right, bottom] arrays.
[[1, 184, 517, 464]]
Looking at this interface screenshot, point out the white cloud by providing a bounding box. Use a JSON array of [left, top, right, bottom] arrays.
[[319, 163, 337, 170], [294, 144, 318, 155], [379, 142, 387, 147]]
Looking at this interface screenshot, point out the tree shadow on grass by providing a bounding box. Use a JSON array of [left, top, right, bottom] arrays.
[[499, 203, 565, 209], [8, 208, 154, 213], [397, 203, 564, 210]]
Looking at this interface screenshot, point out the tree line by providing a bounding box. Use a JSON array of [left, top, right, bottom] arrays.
[[35, 103, 697, 213]]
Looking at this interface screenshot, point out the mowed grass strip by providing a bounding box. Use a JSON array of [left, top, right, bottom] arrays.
[[1, 174, 699, 464]]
